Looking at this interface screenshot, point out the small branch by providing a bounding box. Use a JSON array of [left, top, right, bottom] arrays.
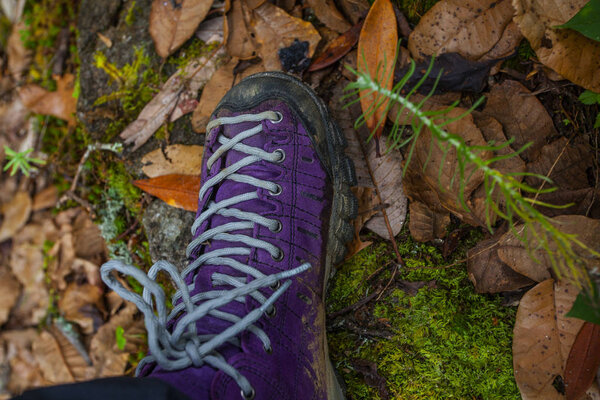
[[58, 142, 123, 211]]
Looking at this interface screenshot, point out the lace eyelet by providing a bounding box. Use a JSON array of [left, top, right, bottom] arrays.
[[272, 249, 284, 261], [270, 111, 283, 124], [268, 184, 283, 196], [270, 280, 281, 290], [273, 149, 286, 163], [270, 220, 282, 233], [241, 388, 255, 400], [266, 305, 277, 318]]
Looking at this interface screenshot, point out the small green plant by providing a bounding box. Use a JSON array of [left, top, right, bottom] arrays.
[[3, 146, 46, 176], [578, 89, 600, 128], [345, 55, 599, 297], [115, 325, 126, 350]]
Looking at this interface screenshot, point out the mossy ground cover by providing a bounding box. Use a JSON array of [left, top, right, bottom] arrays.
[[327, 226, 520, 399]]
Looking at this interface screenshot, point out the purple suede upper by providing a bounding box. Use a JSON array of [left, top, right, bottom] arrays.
[[145, 100, 334, 400]]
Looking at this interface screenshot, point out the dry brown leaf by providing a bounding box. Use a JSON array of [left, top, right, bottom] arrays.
[[308, 20, 363, 72], [534, 188, 600, 218], [32, 186, 58, 211], [142, 145, 205, 178], [134, 174, 202, 212], [49, 326, 96, 381], [357, 0, 397, 145], [513, 279, 582, 400], [337, 0, 369, 24], [0, 98, 28, 137], [72, 211, 107, 267], [9, 219, 57, 325], [363, 139, 407, 238], [408, 201, 450, 242], [470, 114, 526, 226], [32, 331, 77, 384], [329, 80, 407, 238], [196, 16, 225, 44], [149, 0, 212, 58], [90, 303, 145, 377], [479, 21, 523, 63], [7, 22, 31, 81], [0, 265, 21, 325], [1, 329, 45, 394], [498, 215, 600, 284], [346, 187, 379, 258], [403, 108, 491, 227], [18, 74, 77, 126], [58, 283, 105, 335], [306, 0, 351, 33], [526, 137, 593, 191], [120, 47, 226, 150], [513, 0, 600, 92], [466, 237, 535, 293], [481, 80, 557, 162], [408, 0, 516, 61], [0, 192, 32, 243], [226, 0, 257, 59], [244, 1, 321, 71], [192, 57, 265, 133]]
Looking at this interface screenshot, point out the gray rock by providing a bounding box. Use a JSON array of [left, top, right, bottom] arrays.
[[142, 199, 196, 271]]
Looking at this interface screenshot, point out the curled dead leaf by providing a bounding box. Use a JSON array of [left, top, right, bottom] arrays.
[[403, 108, 491, 227], [0, 192, 32, 243], [244, 1, 321, 71], [192, 57, 265, 133], [120, 46, 225, 150], [408, 201, 450, 243], [467, 237, 535, 293], [1, 329, 45, 394], [7, 22, 31, 82], [481, 80, 557, 162], [306, 0, 351, 33], [90, 303, 145, 377], [309, 20, 363, 72], [58, 283, 105, 335], [513, 0, 600, 92], [330, 80, 407, 238], [18, 74, 77, 126], [226, 0, 257, 59], [142, 145, 205, 178], [0, 265, 21, 325], [346, 187, 378, 258], [149, 0, 213, 58], [564, 322, 600, 400], [498, 215, 600, 285]]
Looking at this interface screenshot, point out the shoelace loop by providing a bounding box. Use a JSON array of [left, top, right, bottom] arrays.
[[100, 111, 310, 398]]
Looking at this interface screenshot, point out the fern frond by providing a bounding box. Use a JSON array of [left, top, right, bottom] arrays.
[[347, 59, 599, 291]]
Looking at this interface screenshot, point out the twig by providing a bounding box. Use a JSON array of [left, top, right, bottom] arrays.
[[58, 142, 123, 210], [327, 291, 379, 319]]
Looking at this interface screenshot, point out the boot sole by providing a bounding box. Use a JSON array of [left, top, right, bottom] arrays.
[[217, 71, 358, 400]]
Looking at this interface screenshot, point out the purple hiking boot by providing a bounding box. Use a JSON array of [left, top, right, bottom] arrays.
[[101, 72, 357, 400]]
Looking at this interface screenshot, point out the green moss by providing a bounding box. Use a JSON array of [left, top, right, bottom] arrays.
[[94, 46, 162, 118], [21, 0, 79, 88], [125, 1, 138, 26], [167, 38, 221, 70], [327, 228, 519, 399]]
